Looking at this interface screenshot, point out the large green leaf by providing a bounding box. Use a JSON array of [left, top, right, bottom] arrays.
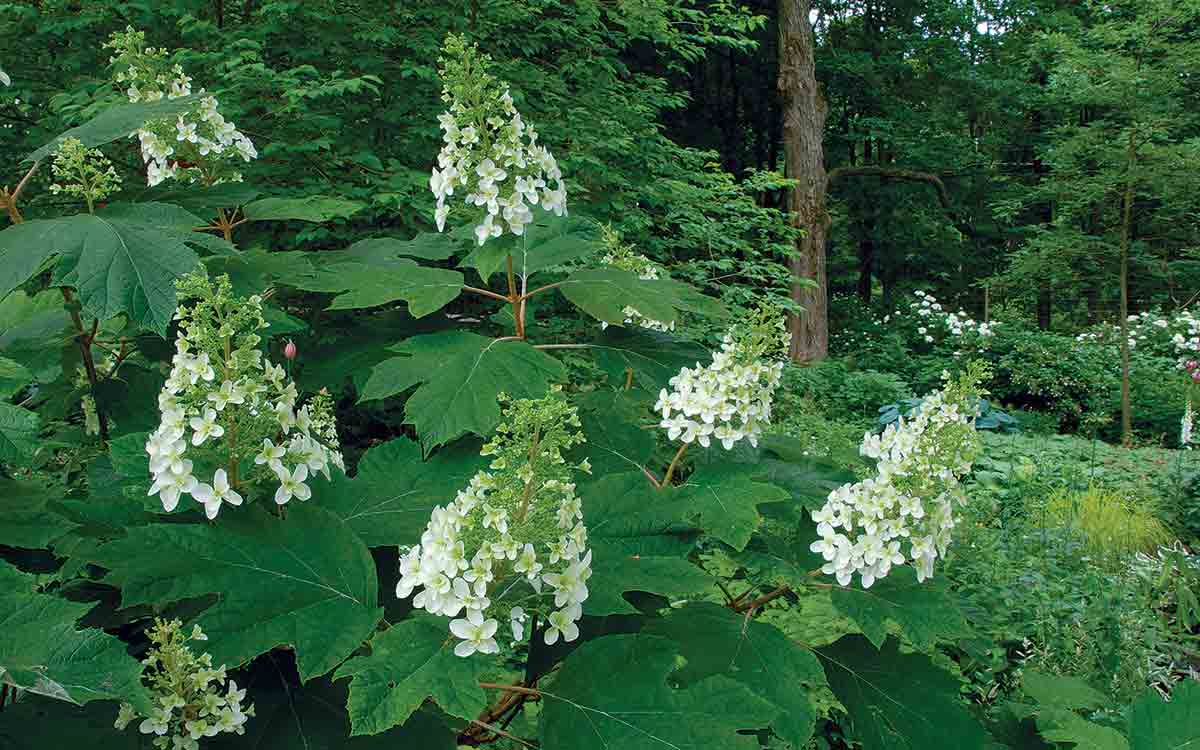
[[575, 390, 656, 477], [557, 268, 682, 326], [0, 355, 32, 399], [343, 233, 462, 262], [588, 541, 715, 615], [322, 437, 484, 547], [510, 214, 600, 276], [1129, 680, 1200, 750], [333, 616, 487, 736], [589, 327, 710, 393], [26, 96, 198, 161], [539, 633, 776, 750], [0, 478, 76, 549], [0, 206, 203, 334], [361, 331, 566, 450], [1037, 708, 1128, 750], [207, 679, 456, 750], [92, 505, 382, 680], [1022, 671, 1107, 710], [582, 468, 786, 551], [0, 290, 70, 382], [279, 257, 464, 316], [646, 602, 826, 748], [829, 566, 971, 650], [0, 563, 150, 711], [819, 635, 993, 750], [0, 402, 39, 462], [242, 196, 364, 222]]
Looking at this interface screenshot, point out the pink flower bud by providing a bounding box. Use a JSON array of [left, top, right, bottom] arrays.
[[1192, 370, 1200, 383], [1188, 359, 1198, 371], [284, 340, 297, 361]]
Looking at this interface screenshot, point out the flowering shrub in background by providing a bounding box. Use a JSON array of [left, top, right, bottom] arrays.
[[810, 365, 986, 587]]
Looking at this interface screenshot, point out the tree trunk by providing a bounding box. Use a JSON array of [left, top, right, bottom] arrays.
[[778, 0, 830, 362], [1119, 129, 1136, 446]]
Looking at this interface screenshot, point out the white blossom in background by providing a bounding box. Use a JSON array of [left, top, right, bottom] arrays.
[[430, 34, 566, 245], [596, 225, 676, 332], [809, 366, 986, 588], [655, 306, 788, 451], [146, 273, 342, 519], [0, 67, 9, 86], [105, 27, 257, 187], [1182, 402, 1194, 449], [396, 390, 593, 656], [910, 290, 996, 341]]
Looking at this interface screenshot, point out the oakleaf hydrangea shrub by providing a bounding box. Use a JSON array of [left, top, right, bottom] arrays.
[[810, 365, 987, 587], [106, 27, 258, 186], [655, 305, 788, 450], [146, 272, 343, 518], [396, 389, 593, 655], [114, 619, 253, 749], [430, 34, 566, 244]]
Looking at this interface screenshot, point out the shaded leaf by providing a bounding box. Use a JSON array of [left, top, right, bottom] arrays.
[[539, 633, 776, 750], [361, 331, 566, 451], [0, 402, 39, 461], [589, 326, 710, 393], [1022, 671, 1107, 711], [0, 478, 76, 549], [322, 437, 484, 547], [92, 505, 382, 680], [343, 233, 462, 262], [1129, 680, 1200, 750], [819, 635, 992, 750], [829, 566, 971, 650], [333, 615, 487, 735], [646, 602, 826, 748], [279, 258, 464, 316], [242, 196, 364, 222], [27, 96, 198, 161]]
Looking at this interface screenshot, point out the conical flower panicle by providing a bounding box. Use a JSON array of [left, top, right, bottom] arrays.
[[106, 27, 257, 187], [430, 34, 566, 245], [146, 273, 342, 519], [396, 389, 593, 656], [655, 306, 788, 450], [809, 366, 987, 588]]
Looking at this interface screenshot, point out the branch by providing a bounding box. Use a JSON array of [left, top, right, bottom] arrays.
[[827, 165, 974, 237], [462, 285, 511, 303]]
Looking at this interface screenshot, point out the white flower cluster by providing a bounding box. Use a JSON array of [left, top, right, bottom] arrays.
[[1074, 309, 1200, 361], [1183, 402, 1194, 449], [396, 392, 592, 657], [430, 35, 566, 245], [115, 620, 253, 750], [809, 371, 984, 588], [655, 312, 787, 450], [146, 274, 342, 519], [904, 290, 995, 343], [106, 28, 257, 187]]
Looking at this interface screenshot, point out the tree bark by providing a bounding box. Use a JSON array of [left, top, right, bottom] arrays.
[[778, 0, 829, 362]]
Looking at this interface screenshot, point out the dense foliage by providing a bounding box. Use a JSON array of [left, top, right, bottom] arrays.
[[2, 2, 1200, 749]]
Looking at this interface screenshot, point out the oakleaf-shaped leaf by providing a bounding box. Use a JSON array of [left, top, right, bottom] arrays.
[[0, 355, 32, 399], [0, 402, 39, 462], [360, 331, 566, 451], [1037, 708, 1128, 750], [588, 541, 715, 615], [0, 478, 76, 549], [322, 437, 485, 547], [26, 96, 198, 161], [0, 564, 151, 711], [576, 390, 656, 477], [646, 602, 826, 747], [589, 327, 711, 393], [333, 616, 488, 736], [1022, 671, 1107, 711], [539, 633, 776, 750], [92, 505, 381, 680], [242, 196, 364, 222], [0, 206, 203, 333], [557, 268, 681, 326], [279, 258, 464, 316], [819, 635, 992, 750], [345, 233, 464, 262], [829, 566, 971, 650], [1129, 680, 1200, 750]]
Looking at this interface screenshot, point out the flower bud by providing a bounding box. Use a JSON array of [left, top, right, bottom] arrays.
[[1192, 370, 1200, 383], [284, 340, 297, 361], [1187, 359, 1197, 371]]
